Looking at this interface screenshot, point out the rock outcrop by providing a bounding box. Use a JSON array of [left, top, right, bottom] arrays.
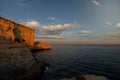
[[32, 41, 51, 50], [0, 36, 46, 80], [0, 17, 34, 46], [0, 17, 47, 80], [60, 74, 109, 80]]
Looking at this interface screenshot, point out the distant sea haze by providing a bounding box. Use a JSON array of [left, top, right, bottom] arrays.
[[35, 45, 120, 80]]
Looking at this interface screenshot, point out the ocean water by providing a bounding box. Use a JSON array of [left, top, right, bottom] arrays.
[[34, 45, 120, 80]]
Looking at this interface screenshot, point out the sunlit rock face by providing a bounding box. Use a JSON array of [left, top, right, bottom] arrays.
[[0, 17, 34, 46], [34, 41, 51, 50]]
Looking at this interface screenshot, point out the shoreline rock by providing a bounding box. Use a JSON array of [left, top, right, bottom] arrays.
[[31, 41, 51, 51], [60, 74, 109, 80]]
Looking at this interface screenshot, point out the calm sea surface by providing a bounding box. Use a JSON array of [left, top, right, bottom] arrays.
[[34, 45, 120, 80]]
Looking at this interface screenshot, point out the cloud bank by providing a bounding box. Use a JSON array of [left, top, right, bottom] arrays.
[[71, 30, 93, 34], [25, 20, 79, 35], [76, 30, 93, 34], [43, 24, 78, 35], [35, 35, 67, 39], [107, 32, 120, 39]]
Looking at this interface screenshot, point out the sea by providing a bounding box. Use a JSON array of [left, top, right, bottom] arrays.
[[34, 45, 120, 80]]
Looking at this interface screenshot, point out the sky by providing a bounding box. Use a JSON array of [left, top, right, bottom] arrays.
[[0, 0, 120, 44]]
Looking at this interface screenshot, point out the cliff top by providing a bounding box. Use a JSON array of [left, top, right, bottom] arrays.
[[0, 16, 34, 31]]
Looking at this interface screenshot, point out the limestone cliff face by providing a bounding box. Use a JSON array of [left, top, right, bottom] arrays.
[[0, 17, 34, 46]]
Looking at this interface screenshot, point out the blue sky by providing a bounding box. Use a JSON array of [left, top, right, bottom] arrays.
[[1, 0, 120, 44]]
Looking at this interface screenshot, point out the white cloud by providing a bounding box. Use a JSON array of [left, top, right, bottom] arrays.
[[25, 20, 79, 35], [26, 20, 40, 28], [92, 0, 100, 7], [35, 35, 67, 39], [116, 22, 120, 28], [106, 21, 112, 26], [75, 30, 94, 34], [25, 20, 42, 32], [43, 24, 75, 31], [43, 24, 79, 35], [107, 32, 120, 39]]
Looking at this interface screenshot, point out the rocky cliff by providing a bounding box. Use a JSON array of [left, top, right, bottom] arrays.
[[0, 36, 46, 80], [0, 17, 34, 46], [0, 17, 49, 80]]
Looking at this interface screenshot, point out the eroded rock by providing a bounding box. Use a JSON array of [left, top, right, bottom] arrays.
[[32, 41, 51, 50]]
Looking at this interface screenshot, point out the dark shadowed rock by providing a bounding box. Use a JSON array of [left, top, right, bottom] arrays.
[[0, 40, 46, 80], [76, 75, 86, 80]]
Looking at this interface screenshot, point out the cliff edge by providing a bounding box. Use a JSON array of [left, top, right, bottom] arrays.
[[0, 17, 46, 80]]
